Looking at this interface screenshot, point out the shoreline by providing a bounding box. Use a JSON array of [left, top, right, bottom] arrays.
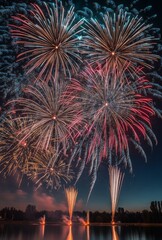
[[0, 221, 162, 227]]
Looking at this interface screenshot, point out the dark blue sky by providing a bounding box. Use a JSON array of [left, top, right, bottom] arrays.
[[0, 0, 162, 213]]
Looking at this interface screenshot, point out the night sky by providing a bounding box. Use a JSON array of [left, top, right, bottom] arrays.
[[0, 0, 162, 213]]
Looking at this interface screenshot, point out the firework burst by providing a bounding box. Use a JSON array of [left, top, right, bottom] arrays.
[[10, 1, 84, 81], [70, 68, 155, 162], [27, 148, 73, 190], [8, 79, 83, 153], [83, 10, 159, 75]]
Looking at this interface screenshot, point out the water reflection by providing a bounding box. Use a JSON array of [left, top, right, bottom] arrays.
[[112, 225, 119, 240], [39, 224, 45, 239], [65, 225, 89, 240], [66, 226, 73, 240], [86, 226, 90, 240], [0, 224, 162, 240]]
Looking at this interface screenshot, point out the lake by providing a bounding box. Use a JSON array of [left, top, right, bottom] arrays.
[[0, 223, 162, 240]]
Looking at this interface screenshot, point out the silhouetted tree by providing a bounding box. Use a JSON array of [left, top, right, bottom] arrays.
[[25, 204, 37, 220], [142, 210, 151, 223]]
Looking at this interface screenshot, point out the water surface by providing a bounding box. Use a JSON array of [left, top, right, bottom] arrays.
[[0, 223, 162, 240]]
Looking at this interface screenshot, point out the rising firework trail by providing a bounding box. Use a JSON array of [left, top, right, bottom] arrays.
[[108, 166, 124, 224], [65, 187, 78, 225], [10, 1, 84, 81]]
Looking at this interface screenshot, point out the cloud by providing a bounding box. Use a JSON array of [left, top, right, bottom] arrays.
[[32, 191, 67, 211], [0, 188, 84, 212], [0, 189, 29, 210], [0, 191, 16, 202], [16, 189, 27, 197], [32, 191, 84, 211]]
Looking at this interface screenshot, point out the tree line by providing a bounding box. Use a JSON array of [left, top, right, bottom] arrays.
[[0, 201, 162, 223]]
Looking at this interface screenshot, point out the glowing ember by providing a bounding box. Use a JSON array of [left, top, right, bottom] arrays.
[[52, 115, 56, 120], [20, 141, 27, 147]]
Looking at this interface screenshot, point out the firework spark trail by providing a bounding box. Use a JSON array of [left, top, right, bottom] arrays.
[[10, 1, 84, 81], [8, 80, 83, 153], [83, 10, 159, 76], [65, 187, 78, 225], [108, 166, 124, 223]]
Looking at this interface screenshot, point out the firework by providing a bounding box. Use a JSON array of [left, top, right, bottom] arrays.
[[83, 10, 158, 75], [8, 79, 83, 153], [39, 215, 46, 225], [68, 67, 158, 198], [10, 1, 84, 81], [70, 68, 155, 163], [77, 210, 90, 226], [0, 0, 161, 202], [27, 148, 73, 190], [0, 117, 35, 178], [86, 211, 90, 225], [108, 166, 124, 224], [65, 187, 78, 225]]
